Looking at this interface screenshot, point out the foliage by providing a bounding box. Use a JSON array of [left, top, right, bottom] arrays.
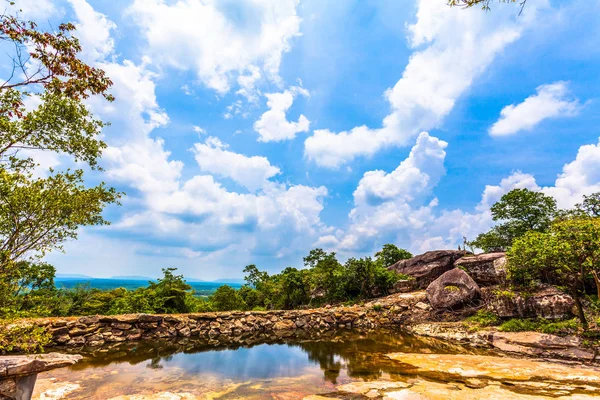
[[469, 188, 557, 252], [498, 318, 579, 335], [577, 192, 600, 218], [0, 4, 120, 314], [466, 310, 500, 328], [374, 244, 412, 268], [0, 321, 51, 353], [507, 218, 600, 328], [211, 285, 247, 311], [448, 0, 527, 12]]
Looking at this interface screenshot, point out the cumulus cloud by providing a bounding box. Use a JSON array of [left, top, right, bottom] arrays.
[[253, 86, 310, 142], [10, 0, 58, 19], [127, 0, 302, 96], [304, 0, 542, 168], [192, 137, 281, 191], [543, 137, 600, 209], [330, 132, 448, 252], [490, 81, 580, 136], [324, 130, 600, 257], [67, 0, 117, 62]]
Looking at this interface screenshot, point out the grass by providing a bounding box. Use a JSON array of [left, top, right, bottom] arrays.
[[465, 310, 500, 329], [498, 318, 579, 335]]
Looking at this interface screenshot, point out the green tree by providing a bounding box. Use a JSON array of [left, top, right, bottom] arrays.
[[507, 218, 600, 328], [577, 192, 600, 218], [279, 267, 309, 309], [448, 0, 527, 12], [210, 285, 247, 311], [304, 248, 344, 301], [470, 189, 557, 252], [0, 5, 119, 312], [374, 244, 412, 268], [147, 268, 195, 314]]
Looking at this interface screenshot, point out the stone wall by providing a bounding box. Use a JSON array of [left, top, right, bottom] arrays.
[[23, 292, 427, 348]]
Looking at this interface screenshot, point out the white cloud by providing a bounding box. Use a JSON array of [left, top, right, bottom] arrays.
[[304, 0, 543, 168], [192, 137, 281, 191], [127, 0, 302, 96], [490, 81, 580, 136], [193, 126, 206, 135], [330, 132, 448, 252], [253, 86, 310, 142], [543, 138, 600, 209], [324, 130, 600, 256], [67, 0, 116, 62], [10, 0, 58, 19]]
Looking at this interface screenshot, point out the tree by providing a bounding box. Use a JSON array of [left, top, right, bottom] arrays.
[[448, 0, 527, 13], [147, 268, 195, 314], [0, 6, 119, 310], [211, 285, 247, 311], [303, 248, 344, 301], [577, 192, 600, 218], [507, 218, 600, 328], [470, 189, 557, 252], [374, 244, 412, 268]]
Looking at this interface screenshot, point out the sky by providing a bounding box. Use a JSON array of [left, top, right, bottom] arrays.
[[9, 0, 600, 279]]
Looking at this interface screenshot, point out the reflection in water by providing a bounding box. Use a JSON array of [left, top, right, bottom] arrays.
[[57, 329, 490, 384], [35, 329, 600, 399]]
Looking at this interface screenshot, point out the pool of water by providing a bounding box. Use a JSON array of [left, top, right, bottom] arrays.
[[32, 329, 600, 399]]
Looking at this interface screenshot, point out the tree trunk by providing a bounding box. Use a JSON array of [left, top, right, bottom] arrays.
[[572, 283, 588, 329], [592, 270, 600, 300]]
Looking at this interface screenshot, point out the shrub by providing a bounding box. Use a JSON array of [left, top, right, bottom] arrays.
[[467, 310, 500, 327], [499, 318, 579, 335], [0, 322, 51, 353]]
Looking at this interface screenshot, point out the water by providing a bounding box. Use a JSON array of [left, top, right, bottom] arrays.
[[55, 279, 242, 296], [32, 330, 600, 399]]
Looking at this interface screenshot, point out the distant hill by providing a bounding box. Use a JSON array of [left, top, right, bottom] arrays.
[[109, 275, 155, 281], [211, 278, 245, 284], [56, 274, 94, 280]]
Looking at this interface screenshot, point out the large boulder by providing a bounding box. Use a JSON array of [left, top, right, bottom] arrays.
[[389, 250, 466, 289], [483, 285, 574, 320], [426, 268, 481, 310], [454, 253, 507, 287]]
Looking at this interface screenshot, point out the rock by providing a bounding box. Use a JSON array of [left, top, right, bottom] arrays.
[[483, 285, 574, 319], [0, 353, 82, 400], [386, 352, 600, 386], [454, 252, 506, 286], [389, 250, 466, 289], [406, 322, 597, 362], [426, 268, 480, 310]]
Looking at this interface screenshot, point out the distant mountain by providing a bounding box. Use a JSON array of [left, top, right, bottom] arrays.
[[56, 274, 94, 280], [212, 278, 245, 284], [109, 275, 155, 281]]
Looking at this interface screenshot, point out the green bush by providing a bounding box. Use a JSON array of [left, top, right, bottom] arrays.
[[0, 322, 51, 353], [466, 310, 500, 327], [499, 318, 579, 335]]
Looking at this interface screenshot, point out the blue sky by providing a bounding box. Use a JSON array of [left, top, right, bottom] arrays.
[[13, 0, 600, 279]]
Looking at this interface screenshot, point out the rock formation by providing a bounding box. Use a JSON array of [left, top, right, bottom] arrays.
[[388, 250, 466, 289], [454, 252, 507, 286], [426, 268, 481, 309]]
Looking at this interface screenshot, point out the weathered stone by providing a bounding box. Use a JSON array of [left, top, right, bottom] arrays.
[[0, 353, 81, 400], [483, 285, 574, 320], [66, 336, 85, 346], [426, 268, 481, 310], [0, 353, 82, 378], [388, 250, 466, 288], [454, 252, 507, 286], [273, 320, 295, 331], [111, 322, 132, 330], [78, 316, 99, 325]]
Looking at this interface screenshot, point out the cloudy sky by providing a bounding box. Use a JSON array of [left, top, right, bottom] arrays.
[[13, 0, 600, 279]]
